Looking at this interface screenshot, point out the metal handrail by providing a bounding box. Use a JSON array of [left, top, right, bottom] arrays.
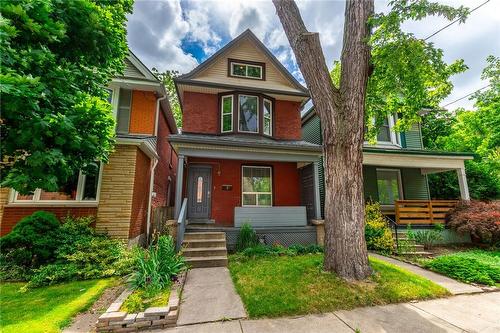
[[384, 214, 399, 253], [176, 198, 188, 251]]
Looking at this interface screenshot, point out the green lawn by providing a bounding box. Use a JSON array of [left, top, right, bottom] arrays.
[[229, 254, 449, 318], [0, 279, 116, 333], [420, 249, 500, 286]]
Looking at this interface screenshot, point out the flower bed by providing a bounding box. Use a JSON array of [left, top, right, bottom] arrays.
[[96, 272, 186, 332]]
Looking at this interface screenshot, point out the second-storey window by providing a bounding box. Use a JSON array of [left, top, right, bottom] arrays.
[[263, 98, 272, 136], [221, 95, 233, 132], [242, 166, 272, 207], [116, 88, 132, 134], [230, 61, 263, 79], [239, 95, 259, 133]]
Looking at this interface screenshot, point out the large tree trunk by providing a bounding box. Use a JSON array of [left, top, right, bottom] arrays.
[[273, 0, 373, 280]]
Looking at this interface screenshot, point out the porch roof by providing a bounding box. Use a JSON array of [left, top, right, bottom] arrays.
[[169, 133, 322, 162]]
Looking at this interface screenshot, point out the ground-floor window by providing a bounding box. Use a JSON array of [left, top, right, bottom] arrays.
[[13, 166, 101, 203], [376, 168, 403, 205], [242, 166, 272, 207]]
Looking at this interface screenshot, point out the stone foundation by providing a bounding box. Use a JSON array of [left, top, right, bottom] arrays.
[[97, 272, 186, 332]]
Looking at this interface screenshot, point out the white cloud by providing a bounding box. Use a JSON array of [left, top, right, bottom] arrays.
[[127, 0, 499, 109]]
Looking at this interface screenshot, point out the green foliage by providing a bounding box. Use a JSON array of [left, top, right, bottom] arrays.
[[364, 203, 395, 254], [236, 223, 259, 251], [408, 224, 444, 250], [151, 68, 182, 127], [424, 250, 500, 286], [131, 235, 185, 297], [0, 211, 61, 269], [0, 0, 133, 193], [229, 254, 448, 318], [121, 288, 171, 313], [236, 243, 323, 260], [422, 56, 500, 200], [331, 0, 469, 140], [0, 213, 133, 288]]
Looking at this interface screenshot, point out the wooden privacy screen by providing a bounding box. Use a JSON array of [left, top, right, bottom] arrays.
[[395, 200, 458, 225]]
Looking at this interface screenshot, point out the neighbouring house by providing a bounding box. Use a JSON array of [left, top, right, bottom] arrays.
[[301, 107, 474, 243], [0, 52, 178, 245], [170, 29, 323, 248]]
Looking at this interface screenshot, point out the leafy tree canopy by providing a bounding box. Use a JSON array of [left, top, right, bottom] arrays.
[[331, 0, 469, 140], [0, 0, 133, 194], [151, 68, 182, 127], [422, 56, 500, 200]]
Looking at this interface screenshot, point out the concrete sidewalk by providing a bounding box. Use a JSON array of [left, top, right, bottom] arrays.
[[160, 292, 500, 333], [176, 267, 246, 326], [370, 253, 483, 295]]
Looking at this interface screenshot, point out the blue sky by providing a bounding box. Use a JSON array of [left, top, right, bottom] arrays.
[[127, 0, 499, 110]]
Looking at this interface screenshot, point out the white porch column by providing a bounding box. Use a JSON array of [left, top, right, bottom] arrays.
[[174, 155, 185, 219], [313, 160, 322, 219], [456, 167, 470, 200]]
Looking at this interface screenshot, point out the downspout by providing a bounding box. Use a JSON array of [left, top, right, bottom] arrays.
[[146, 92, 167, 243]]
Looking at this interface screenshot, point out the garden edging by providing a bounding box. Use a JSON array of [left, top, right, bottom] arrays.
[[96, 271, 186, 332]]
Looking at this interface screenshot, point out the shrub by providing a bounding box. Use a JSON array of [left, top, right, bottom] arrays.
[[236, 223, 259, 251], [131, 235, 185, 296], [0, 213, 133, 288], [365, 202, 394, 254], [408, 224, 444, 250], [0, 211, 61, 268], [446, 200, 500, 246], [424, 251, 500, 286], [238, 243, 323, 259]]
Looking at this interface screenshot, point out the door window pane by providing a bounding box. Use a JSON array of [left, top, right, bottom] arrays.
[[239, 95, 258, 133], [376, 169, 401, 205], [196, 176, 203, 203]]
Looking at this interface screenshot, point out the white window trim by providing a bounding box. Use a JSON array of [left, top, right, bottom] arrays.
[[241, 166, 273, 207], [107, 85, 120, 119], [230, 62, 263, 80], [10, 165, 103, 206], [376, 168, 403, 207], [364, 114, 402, 148], [263, 98, 272, 136], [238, 94, 259, 134], [220, 95, 233, 133]]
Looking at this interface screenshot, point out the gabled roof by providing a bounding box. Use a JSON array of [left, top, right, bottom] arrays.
[[121, 50, 159, 83], [176, 29, 309, 96]]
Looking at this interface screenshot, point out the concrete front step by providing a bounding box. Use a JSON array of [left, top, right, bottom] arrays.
[[185, 256, 228, 268], [183, 247, 228, 257], [182, 239, 227, 248], [184, 232, 226, 241]]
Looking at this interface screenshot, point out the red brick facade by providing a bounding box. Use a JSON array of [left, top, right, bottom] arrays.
[[129, 149, 152, 239], [1, 206, 97, 236], [181, 92, 302, 140], [187, 157, 300, 226], [182, 92, 219, 134], [153, 110, 178, 208]]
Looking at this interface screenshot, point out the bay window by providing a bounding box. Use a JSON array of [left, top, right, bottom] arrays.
[[238, 95, 259, 133], [242, 166, 272, 207], [263, 98, 272, 136], [376, 169, 403, 205], [14, 166, 101, 203], [221, 95, 233, 132]]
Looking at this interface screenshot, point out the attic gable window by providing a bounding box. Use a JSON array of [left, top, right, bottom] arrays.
[[229, 60, 264, 80]]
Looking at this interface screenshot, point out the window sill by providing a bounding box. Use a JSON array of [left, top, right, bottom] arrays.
[[6, 202, 98, 208]]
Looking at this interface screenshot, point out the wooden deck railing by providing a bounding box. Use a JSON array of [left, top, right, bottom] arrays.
[[395, 200, 458, 225]]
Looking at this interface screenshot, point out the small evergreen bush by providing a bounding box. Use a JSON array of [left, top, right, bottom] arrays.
[[408, 224, 444, 250], [236, 223, 259, 251], [364, 202, 394, 254]]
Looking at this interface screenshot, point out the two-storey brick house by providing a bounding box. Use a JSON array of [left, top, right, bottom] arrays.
[[170, 30, 323, 248], [0, 52, 178, 245]]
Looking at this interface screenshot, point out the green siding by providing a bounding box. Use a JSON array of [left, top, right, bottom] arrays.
[[402, 123, 423, 149], [302, 115, 322, 145], [363, 165, 379, 202], [401, 168, 430, 200]]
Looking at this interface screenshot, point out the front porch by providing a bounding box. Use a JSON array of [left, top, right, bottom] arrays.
[[169, 133, 323, 248]]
